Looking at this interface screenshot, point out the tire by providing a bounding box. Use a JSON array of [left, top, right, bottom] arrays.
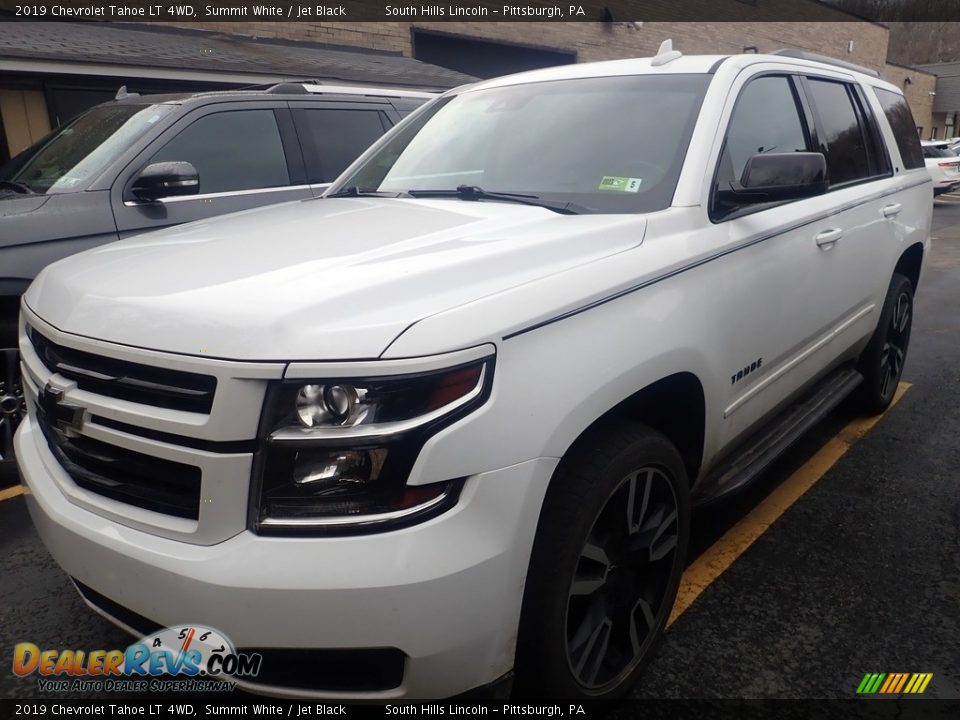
[[514, 421, 690, 699], [858, 273, 914, 415], [0, 315, 23, 484]]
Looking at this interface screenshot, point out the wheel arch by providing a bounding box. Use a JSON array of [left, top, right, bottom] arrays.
[[555, 371, 707, 485], [894, 242, 924, 291]]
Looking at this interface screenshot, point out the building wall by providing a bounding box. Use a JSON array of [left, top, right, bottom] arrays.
[[160, 20, 938, 129], [163, 20, 891, 71]]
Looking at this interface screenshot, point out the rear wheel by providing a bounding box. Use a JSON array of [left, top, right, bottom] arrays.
[[858, 273, 913, 415], [514, 422, 690, 698]]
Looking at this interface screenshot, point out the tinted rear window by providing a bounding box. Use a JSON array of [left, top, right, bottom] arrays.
[[298, 109, 388, 184], [805, 78, 872, 185], [873, 88, 925, 170]]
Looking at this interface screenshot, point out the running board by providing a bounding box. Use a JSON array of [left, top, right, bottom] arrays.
[[696, 367, 864, 504]]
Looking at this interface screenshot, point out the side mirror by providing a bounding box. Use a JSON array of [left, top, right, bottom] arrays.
[[720, 152, 828, 205], [130, 161, 199, 202]]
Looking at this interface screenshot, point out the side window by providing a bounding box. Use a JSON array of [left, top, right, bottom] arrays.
[[873, 88, 925, 170], [150, 109, 289, 194], [721, 76, 810, 183], [804, 78, 873, 185], [712, 75, 810, 220], [298, 109, 388, 184]]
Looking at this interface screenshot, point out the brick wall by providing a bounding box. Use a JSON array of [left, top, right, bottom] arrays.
[[162, 20, 891, 71], [161, 22, 888, 69], [160, 19, 938, 129]]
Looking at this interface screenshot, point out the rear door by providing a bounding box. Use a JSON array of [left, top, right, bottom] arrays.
[[795, 73, 899, 357], [289, 100, 397, 195], [111, 101, 311, 238]]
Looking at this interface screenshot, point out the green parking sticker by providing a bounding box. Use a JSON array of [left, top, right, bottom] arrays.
[[599, 176, 643, 193]]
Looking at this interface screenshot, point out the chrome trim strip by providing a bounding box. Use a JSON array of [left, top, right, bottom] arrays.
[[258, 488, 451, 529], [269, 364, 487, 443], [503, 176, 930, 341], [123, 184, 310, 206]]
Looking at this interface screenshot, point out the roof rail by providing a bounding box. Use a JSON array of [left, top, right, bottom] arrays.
[[263, 82, 316, 94], [770, 49, 880, 78], [300, 83, 435, 99]]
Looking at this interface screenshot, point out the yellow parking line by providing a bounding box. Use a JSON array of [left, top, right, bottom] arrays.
[[0, 484, 24, 502], [669, 381, 911, 625]]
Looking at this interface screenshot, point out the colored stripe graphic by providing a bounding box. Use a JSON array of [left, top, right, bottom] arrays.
[[892, 673, 909, 693], [879, 674, 896, 693], [857, 672, 932, 695]]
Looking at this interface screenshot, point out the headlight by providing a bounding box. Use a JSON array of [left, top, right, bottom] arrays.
[[250, 357, 493, 535]]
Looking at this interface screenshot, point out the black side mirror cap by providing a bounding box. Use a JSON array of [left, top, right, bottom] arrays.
[[721, 152, 829, 204], [130, 161, 199, 202]]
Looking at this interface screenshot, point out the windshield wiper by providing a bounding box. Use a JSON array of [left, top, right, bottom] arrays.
[[407, 185, 589, 215], [326, 186, 407, 198], [0, 180, 35, 194]]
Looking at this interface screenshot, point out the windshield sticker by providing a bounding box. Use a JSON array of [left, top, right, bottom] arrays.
[[599, 176, 643, 192]]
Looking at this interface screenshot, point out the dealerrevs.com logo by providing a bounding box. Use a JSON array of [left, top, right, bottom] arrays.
[[13, 625, 262, 693]]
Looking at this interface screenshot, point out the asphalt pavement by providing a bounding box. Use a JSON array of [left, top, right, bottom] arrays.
[[1, 201, 959, 701]]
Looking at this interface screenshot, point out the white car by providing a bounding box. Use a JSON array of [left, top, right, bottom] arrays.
[[16, 45, 931, 699], [921, 140, 960, 195]]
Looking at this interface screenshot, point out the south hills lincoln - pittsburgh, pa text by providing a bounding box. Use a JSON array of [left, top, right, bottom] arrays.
[[383, 5, 585, 17]]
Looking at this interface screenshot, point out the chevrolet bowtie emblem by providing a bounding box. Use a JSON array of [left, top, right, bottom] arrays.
[[38, 382, 85, 437]]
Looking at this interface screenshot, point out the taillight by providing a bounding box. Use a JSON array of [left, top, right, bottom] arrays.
[[937, 161, 959, 167]]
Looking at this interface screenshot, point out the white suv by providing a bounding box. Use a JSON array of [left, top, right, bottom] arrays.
[[15, 45, 931, 699], [921, 140, 960, 195]]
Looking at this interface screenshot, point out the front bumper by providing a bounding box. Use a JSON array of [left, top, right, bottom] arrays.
[[16, 417, 555, 699]]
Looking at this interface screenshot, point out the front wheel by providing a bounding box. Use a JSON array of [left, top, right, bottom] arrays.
[[858, 273, 913, 415], [0, 347, 25, 483], [514, 422, 690, 698]]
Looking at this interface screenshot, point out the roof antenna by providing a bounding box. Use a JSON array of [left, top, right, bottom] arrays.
[[115, 85, 139, 100], [651, 39, 683, 67]]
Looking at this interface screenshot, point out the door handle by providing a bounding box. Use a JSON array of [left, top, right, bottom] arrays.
[[882, 203, 902, 218], [815, 228, 843, 248]]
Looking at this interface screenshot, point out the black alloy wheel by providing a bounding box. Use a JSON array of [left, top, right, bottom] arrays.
[[514, 422, 690, 699], [859, 273, 914, 415], [879, 289, 911, 403], [0, 348, 25, 482], [565, 466, 680, 690]]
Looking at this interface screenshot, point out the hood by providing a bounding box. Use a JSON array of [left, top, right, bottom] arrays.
[[25, 197, 645, 360]]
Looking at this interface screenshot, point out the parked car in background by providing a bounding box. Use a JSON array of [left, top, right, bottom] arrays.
[[921, 140, 960, 196], [16, 46, 930, 698], [0, 82, 431, 477]]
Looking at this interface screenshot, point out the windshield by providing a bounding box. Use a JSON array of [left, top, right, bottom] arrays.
[[0, 103, 175, 194], [334, 74, 711, 214]]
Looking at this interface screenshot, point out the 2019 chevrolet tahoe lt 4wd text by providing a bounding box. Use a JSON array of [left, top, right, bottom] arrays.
[[15, 46, 931, 699]]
